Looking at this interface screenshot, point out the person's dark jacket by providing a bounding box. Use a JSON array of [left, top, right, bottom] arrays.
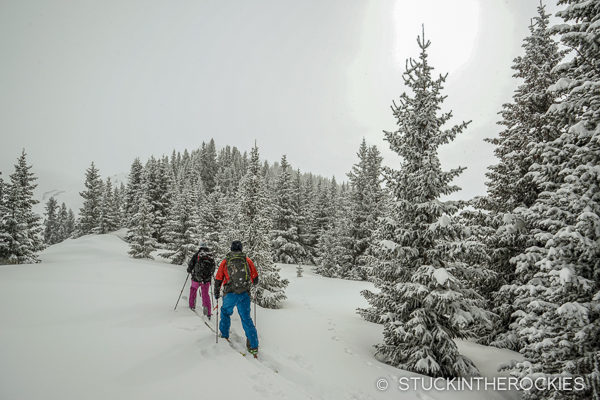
[[187, 248, 216, 283]]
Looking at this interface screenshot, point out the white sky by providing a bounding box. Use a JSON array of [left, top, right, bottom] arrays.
[[0, 0, 563, 207]]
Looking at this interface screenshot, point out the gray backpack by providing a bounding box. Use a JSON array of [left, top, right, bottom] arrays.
[[225, 251, 251, 294]]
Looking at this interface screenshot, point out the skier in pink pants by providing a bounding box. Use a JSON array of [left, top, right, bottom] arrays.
[[186, 243, 216, 318]]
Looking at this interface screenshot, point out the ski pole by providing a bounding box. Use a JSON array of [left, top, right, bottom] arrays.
[[253, 287, 257, 328], [216, 296, 219, 343], [174, 273, 190, 311], [211, 277, 214, 309]]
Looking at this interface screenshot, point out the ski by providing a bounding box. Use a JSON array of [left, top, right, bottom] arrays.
[[190, 308, 263, 362], [223, 335, 261, 359], [224, 338, 250, 357], [190, 308, 216, 333]]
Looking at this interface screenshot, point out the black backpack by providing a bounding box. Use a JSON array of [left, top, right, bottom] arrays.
[[192, 251, 215, 283], [225, 251, 251, 294]]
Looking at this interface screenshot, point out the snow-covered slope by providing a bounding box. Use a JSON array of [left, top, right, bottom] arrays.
[[0, 233, 522, 400]]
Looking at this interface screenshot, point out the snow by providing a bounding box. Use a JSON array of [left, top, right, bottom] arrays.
[[438, 214, 451, 228], [502, 213, 514, 225], [428, 214, 451, 230], [556, 302, 589, 320], [568, 121, 593, 138], [548, 77, 574, 93], [433, 267, 451, 286], [590, 19, 600, 30], [0, 233, 523, 400], [558, 267, 574, 285], [379, 239, 399, 251]]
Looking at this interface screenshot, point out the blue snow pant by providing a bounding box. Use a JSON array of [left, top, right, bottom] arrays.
[[219, 291, 259, 349]]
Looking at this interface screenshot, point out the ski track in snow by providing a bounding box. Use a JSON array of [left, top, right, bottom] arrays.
[[0, 232, 523, 400]]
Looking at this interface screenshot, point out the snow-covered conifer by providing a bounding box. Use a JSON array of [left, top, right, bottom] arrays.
[[124, 158, 144, 226], [161, 183, 200, 265], [482, 5, 564, 350], [43, 197, 60, 245], [271, 155, 305, 264], [0, 172, 6, 260], [152, 158, 174, 243], [198, 185, 225, 257], [238, 145, 288, 309], [56, 202, 70, 242], [358, 29, 492, 378], [97, 178, 119, 234], [298, 174, 318, 264], [66, 209, 76, 238], [0, 150, 44, 264], [76, 162, 103, 236], [501, 2, 600, 397], [345, 139, 385, 280], [315, 189, 352, 278], [200, 139, 218, 194], [113, 182, 125, 228], [313, 179, 334, 234], [127, 194, 157, 259]]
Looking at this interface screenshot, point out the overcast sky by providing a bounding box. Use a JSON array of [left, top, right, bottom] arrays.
[[0, 0, 563, 208]]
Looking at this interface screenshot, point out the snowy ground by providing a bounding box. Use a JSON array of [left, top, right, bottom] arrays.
[[0, 232, 523, 400]]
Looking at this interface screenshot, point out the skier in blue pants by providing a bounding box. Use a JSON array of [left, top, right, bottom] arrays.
[[214, 241, 259, 355]]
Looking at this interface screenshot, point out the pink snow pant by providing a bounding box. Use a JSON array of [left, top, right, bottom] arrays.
[[189, 281, 212, 315]]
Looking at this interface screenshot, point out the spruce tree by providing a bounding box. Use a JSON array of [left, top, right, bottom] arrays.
[[198, 185, 225, 257], [502, 2, 600, 398], [150, 157, 174, 243], [483, 4, 564, 350], [126, 194, 157, 259], [314, 192, 353, 278], [200, 139, 218, 194], [314, 179, 334, 234], [358, 29, 492, 378], [0, 172, 6, 260], [113, 182, 125, 228], [97, 177, 119, 234], [66, 209, 76, 238], [292, 169, 309, 264], [314, 184, 353, 278], [237, 145, 288, 309], [161, 183, 200, 265], [216, 185, 241, 259], [43, 196, 60, 245], [124, 158, 143, 226], [344, 139, 371, 279], [314, 221, 340, 277], [299, 174, 319, 264], [0, 172, 4, 202], [76, 162, 103, 236], [56, 202, 70, 242], [344, 139, 385, 280], [271, 155, 305, 264], [0, 150, 44, 264]]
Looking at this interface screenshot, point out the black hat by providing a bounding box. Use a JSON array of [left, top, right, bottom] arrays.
[[231, 240, 243, 251]]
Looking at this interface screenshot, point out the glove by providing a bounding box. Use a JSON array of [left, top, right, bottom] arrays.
[[253, 276, 259, 286], [214, 291, 220, 300]]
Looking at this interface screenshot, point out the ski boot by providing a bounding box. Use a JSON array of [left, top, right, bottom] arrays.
[[246, 339, 258, 358]]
